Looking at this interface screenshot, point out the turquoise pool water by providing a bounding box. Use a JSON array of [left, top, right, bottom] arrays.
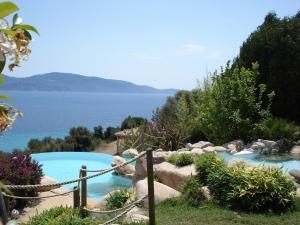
[[218, 152, 300, 172], [32, 152, 132, 199]]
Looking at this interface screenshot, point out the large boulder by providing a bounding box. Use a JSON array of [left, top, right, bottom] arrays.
[[223, 140, 244, 152], [190, 148, 205, 156], [135, 178, 181, 207], [214, 146, 228, 152], [111, 156, 135, 177], [290, 145, 300, 155], [154, 162, 197, 191], [133, 153, 147, 183], [190, 141, 214, 149], [122, 148, 139, 158], [289, 169, 300, 184], [202, 146, 215, 153], [250, 141, 266, 151], [153, 151, 174, 164], [257, 139, 279, 154]]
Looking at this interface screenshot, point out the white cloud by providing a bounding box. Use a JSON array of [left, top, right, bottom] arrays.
[[131, 53, 165, 61], [173, 43, 205, 55]]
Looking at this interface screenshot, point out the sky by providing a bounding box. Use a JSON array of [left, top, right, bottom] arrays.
[[4, 0, 300, 90]]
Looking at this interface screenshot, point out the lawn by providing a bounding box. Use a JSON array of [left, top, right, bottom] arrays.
[[151, 197, 300, 225]]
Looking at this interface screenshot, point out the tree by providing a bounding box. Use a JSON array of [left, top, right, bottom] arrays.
[[121, 116, 148, 130], [235, 12, 300, 124], [93, 125, 104, 139]]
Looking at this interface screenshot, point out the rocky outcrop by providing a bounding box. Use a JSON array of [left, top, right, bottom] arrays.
[[257, 139, 279, 154], [187, 141, 214, 150], [290, 145, 300, 155], [132, 153, 147, 183], [289, 169, 300, 184], [135, 178, 181, 207], [122, 148, 139, 158], [111, 156, 135, 177], [191, 148, 205, 156], [223, 140, 244, 152], [154, 162, 197, 191], [250, 141, 265, 151]]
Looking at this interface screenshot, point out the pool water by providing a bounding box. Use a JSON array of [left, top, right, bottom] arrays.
[[217, 152, 300, 172], [32, 152, 132, 199]]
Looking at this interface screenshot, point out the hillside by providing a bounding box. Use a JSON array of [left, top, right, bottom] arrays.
[[1, 73, 177, 94]]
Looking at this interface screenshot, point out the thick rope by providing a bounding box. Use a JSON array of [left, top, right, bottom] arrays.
[[5, 151, 147, 190], [84, 195, 147, 214], [86, 195, 148, 225], [1, 189, 76, 199]]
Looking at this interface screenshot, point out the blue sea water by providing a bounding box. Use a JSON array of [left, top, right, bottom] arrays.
[[0, 91, 170, 152]]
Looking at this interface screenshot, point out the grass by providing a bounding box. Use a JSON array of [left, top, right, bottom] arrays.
[[151, 197, 300, 225]]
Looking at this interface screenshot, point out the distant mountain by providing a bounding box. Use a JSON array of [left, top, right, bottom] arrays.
[[1, 73, 177, 94]]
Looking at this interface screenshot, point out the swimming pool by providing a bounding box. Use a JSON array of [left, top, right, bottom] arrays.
[[217, 152, 300, 172], [32, 152, 132, 199]]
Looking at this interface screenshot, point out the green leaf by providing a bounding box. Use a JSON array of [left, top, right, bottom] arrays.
[[0, 95, 13, 101], [0, 2, 19, 18], [23, 30, 32, 40], [0, 28, 15, 36], [0, 74, 4, 85], [0, 53, 6, 74], [12, 24, 39, 35]]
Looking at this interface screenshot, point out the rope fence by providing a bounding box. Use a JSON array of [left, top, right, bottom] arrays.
[[0, 148, 155, 225]]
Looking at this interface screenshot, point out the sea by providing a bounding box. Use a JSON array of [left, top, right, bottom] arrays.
[[0, 91, 170, 152]]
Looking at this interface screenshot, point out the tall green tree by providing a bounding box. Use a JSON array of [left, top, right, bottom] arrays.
[[235, 12, 300, 124]]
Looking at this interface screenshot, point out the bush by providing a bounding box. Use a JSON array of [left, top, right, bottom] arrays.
[[259, 118, 300, 141], [207, 164, 296, 213], [0, 151, 43, 210], [167, 153, 194, 167], [121, 116, 148, 130], [25, 206, 106, 225], [194, 153, 225, 185], [183, 177, 206, 207], [106, 188, 132, 210]]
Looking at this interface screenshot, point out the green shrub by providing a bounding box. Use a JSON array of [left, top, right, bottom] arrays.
[[207, 164, 296, 213], [194, 153, 225, 185], [167, 153, 194, 167], [259, 118, 300, 141], [106, 188, 132, 210], [25, 206, 106, 225], [183, 177, 206, 207]]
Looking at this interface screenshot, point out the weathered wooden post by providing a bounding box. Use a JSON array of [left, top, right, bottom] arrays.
[[0, 191, 8, 225], [73, 186, 80, 209], [147, 148, 156, 225], [80, 165, 87, 217]]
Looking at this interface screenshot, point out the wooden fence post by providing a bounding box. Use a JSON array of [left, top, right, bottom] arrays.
[[147, 148, 156, 225], [0, 191, 8, 225], [73, 186, 80, 209], [80, 165, 87, 217]]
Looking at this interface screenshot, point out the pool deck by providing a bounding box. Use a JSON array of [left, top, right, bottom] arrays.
[[18, 176, 96, 223]]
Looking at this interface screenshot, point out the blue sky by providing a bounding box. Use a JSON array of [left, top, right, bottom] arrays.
[[4, 0, 300, 89]]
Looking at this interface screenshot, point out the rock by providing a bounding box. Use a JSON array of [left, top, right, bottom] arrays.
[[185, 143, 194, 150], [289, 169, 300, 184], [122, 148, 139, 157], [191, 148, 205, 156], [297, 188, 300, 197], [91, 192, 112, 209], [202, 146, 215, 153], [191, 141, 214, 149], [133, 153, 147, 183], [111, 156, 135, 177], [257, 139, 279, 154], [223, 140, 244, 152], [234, 150, 254, 156], [126, 206, 148, 223], [271, 148, 279, 154], [201, 186, 211, 200], [228, 158, 253, 168], [155, 148, 164, 152], [177, 147, 190, 152], [135, 178, 181, 207], [290, 145, 300, 155], [230, 149, 237, 154], [214, 146, 228, 152], [251, 142, 265, 151], [153, 151, 174, 164], [154, 162, 197, 191]]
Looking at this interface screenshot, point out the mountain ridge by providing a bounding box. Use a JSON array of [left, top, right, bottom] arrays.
[[1, 72, 177, 94]]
